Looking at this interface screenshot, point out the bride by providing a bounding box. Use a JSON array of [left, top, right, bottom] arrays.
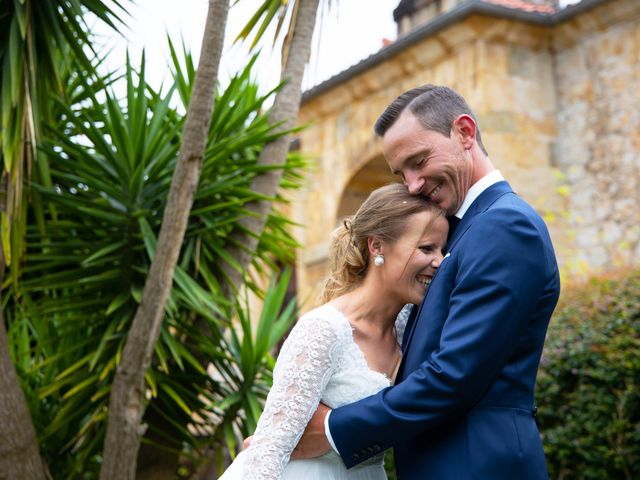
[[219, 184, 448, 479]]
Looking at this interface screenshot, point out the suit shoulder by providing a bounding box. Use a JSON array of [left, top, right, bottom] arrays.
[[479, 194, 551, 234], [491, 192, 541, 216], [463, 197, 557, 269]]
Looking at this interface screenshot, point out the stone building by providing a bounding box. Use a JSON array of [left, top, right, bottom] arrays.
[[291, 0, 640, 305]]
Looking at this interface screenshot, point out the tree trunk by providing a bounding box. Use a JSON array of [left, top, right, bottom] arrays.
[[98, 1, 229, 478], [219, 0, 320, 298], [0, 244, 46, 480]]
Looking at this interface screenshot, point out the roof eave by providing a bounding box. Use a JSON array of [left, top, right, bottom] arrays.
[[301, 0, 608, 104]]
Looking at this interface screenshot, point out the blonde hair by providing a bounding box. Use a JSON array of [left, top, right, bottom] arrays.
[[320, 184, 443, 303]]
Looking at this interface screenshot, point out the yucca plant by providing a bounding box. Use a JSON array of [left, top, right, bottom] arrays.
[[218, 0, 320, 300], [5, 42, 306, 477], [0, 2, 129, 477], [0, 0, 128, 279], [187, 268, 298, 479]]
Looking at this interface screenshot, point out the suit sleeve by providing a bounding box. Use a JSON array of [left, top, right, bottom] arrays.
[[329, 207, 554, 468]]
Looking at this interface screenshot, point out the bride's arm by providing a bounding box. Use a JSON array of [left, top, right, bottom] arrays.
[[242, 311, 344, 479]]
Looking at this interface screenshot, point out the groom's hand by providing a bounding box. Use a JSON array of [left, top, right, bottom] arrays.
[[290, 403, 331, 460]]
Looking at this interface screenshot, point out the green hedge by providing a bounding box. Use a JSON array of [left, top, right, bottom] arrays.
[[537, 270, 640, 479]]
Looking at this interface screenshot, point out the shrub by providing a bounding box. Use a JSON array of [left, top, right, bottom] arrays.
[[537, 270, 640, 479]]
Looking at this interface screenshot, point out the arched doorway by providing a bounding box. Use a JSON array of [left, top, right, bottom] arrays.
[[336, 154, 398, 221]]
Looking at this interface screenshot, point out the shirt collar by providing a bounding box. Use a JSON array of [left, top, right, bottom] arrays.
[[454, 169, 504, 219]]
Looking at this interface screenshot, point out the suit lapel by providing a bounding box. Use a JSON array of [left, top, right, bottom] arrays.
[[445, 181, 513, 252], [398, 182, 514, 374]]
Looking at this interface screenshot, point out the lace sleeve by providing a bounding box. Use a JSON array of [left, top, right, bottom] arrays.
[[395, 304, 413, 346], [242, 310, 344, 479]]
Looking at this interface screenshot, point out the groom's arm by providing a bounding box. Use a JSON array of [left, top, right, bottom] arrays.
[[327, 208, 556, 468], [287, 403, 332, 459], [286, 406, 342, 460]]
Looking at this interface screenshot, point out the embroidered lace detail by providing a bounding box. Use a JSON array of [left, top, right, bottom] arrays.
[[241, 304, 412, 479], [395, 304, 412, 345]]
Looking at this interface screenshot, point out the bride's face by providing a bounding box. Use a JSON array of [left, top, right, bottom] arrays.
[[379, 211, 448, 306]]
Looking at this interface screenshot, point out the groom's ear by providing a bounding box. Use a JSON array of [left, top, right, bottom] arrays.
[[451, 114, 477, 150]]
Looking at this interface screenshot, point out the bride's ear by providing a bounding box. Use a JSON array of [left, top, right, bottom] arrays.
[[367, 237, 383, 257]]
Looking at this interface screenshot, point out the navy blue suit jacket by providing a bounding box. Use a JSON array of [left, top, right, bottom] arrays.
[[329, 181, 560, 479]]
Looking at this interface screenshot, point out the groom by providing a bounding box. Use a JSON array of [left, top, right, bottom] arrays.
[[294, 85, 561, 479]]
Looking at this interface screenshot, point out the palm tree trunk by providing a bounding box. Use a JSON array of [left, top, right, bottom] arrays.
[[0, 244, 46, 480], [219, 0, 320, 298], [98, 1, 230, 478]]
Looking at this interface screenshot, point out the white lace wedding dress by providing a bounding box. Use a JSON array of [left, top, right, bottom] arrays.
[[218, 303, 410, 480]]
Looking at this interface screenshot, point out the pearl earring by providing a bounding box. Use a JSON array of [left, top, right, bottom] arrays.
[[374, 254, 385, 267]]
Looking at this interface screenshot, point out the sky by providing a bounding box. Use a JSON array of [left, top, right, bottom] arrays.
[[96, 0, 399, 94], [96, 0, 582, 95]]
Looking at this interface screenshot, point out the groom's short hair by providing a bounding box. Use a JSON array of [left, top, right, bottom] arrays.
[[374, 85, 488, 156]]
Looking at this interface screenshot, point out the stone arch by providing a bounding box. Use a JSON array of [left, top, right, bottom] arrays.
[[336, 154, 398, 222]]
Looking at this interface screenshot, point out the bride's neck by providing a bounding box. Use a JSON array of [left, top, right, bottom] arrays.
[[330, 282, 401, 335]]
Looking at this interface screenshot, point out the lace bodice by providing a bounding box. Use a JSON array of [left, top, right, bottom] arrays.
[[241, 304, 412, 479]]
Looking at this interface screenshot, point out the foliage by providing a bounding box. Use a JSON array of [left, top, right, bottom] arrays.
[[234, 0, 336, 52], [537, 269, 640, 480], [4, 46, 307, 478], [384, 450, 397, 480], [0, 0, 128, 281]]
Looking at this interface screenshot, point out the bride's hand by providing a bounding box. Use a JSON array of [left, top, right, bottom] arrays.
[[290, 403, 332, 460], [242, 436, 253, 450]]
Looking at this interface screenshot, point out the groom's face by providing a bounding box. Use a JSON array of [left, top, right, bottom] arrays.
[[383, 111, 473, 216]]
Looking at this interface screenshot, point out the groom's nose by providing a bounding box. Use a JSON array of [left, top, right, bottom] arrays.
[[405, 173, 425, 196]]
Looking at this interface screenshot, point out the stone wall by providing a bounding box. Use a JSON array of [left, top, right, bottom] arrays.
[[552, 0, 640, 272], [293, 0, 640, 306]]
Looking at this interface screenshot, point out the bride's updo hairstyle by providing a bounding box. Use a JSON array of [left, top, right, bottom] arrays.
[[320, 183, 441, 303]]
